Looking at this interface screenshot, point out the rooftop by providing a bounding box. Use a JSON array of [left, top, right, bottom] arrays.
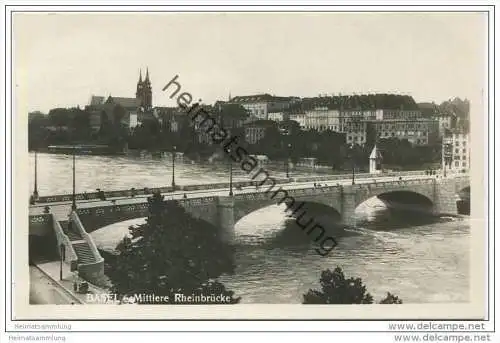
[[105, 96, 140, 109], [229, 93, 294, 103]]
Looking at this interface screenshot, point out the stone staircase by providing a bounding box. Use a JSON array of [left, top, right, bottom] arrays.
[[72, 242, 96, 264], [59, 219, 96, 265], [60, 221, 83, 241]]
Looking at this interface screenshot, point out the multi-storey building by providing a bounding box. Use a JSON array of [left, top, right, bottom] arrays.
[[228, 94, 296, 120], [288, 113, 306, 129], [243, 120, 277, 144], [304, 107, 340, 132], [338, 109, 366, 145], [435, 113, 457, 137], [342, 118, 367, 145], [366, 118, 439, 145], [442, 130, 470, 172], [374, 108, 422, 120], [268, 112, 287, 122]]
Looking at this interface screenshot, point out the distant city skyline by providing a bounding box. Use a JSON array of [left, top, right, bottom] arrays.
[[14, 12, 486, 113]]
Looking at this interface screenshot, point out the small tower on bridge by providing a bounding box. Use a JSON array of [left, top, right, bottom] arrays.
[[369, 144, 383, 174]]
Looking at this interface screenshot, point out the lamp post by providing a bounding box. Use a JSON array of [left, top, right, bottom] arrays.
[[171, 145, 176, 189], [285, 143, 291, 178], [33, 149, 39, 199], [59, 243, 65, 281], [228, 148, 233, 196], [350, 144, 355, 185], [71, 146, 77, 210]]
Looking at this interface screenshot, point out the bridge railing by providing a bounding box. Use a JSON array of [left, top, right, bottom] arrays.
[[34, 170, 430, 204], [51, 214, 78, 264]]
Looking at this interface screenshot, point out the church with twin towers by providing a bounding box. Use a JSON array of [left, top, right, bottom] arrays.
[[86, 67, 158, 131], [135, 68, 153, 110]]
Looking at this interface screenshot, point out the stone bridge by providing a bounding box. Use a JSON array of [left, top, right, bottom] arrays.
[[71, 175, 469, 241]]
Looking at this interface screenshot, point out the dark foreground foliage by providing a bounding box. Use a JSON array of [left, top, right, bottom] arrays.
[[303, 267, 403, 304], [106, 191, 240, 304]]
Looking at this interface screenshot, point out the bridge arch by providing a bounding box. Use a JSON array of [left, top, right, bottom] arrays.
[[355, 190, 435, 214], [351, 181, 436, 211], [232, 196, 343, 247], [75, 202, 150, 233]]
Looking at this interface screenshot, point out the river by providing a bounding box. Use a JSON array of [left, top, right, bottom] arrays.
[[29, 153, 470, 304]]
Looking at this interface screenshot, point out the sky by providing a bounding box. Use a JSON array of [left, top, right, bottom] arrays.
[[13, 12, 487, 113]]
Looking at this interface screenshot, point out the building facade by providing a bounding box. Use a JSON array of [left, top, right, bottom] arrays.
[[268, 112, 286, 122], [442, 131, 470, 173], [436, 114, 456, 137], [228, 94, 295, 120], [303, 107, 340, 132], [288, 113, 306, 129], [366, 118, 439, 146]]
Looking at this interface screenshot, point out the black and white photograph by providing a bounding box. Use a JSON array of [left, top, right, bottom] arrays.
[[5, 5, 492, 331]]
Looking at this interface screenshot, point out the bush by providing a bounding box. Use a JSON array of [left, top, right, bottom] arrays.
[[303, 267, 402, 304]]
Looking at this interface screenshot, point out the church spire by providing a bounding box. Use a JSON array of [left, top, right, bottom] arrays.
[[145, 67, 150, 83], [138, 69, 142, 83]]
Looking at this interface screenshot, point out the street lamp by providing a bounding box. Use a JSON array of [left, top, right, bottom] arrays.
[[285, 143, 292, 178], [350, 144, 355, 185], [228, 148, 233, 196], [71, 146, 77, 210], [59, 243, 65, 281], [33, 149, 39, 199], [171, 145, 176, 189]]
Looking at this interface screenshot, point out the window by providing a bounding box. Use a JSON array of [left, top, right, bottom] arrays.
[[455, 161, 459, 167], [462, 149, 466, 154], [463, 155, 466, 160], [455, 149, 459, 154], [463, 162, 467, 167], [455, 141, 459, 146]]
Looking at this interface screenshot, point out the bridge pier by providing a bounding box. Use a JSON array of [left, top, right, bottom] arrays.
[[340, 188, 357, 227], [217, 196, 235, 242], [433, 179, 459, 215]]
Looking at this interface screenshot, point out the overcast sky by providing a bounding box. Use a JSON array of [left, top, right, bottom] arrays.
[[14, 12, 487, 113]]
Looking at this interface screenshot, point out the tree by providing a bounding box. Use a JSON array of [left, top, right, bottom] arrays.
[[303, 267, 374, 304], [106, 192, 240, 304], [48, 108, 71, 128], [379, 292, 403, 304], [218, 103, 250, 128], [303, 267, 402, 304]]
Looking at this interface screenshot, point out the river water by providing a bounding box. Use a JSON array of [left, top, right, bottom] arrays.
[[29, 153, 470, 304]]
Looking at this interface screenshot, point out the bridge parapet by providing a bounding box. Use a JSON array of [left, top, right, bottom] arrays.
[[32, 170, 434, 205], [29, 213, 53, 236]]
